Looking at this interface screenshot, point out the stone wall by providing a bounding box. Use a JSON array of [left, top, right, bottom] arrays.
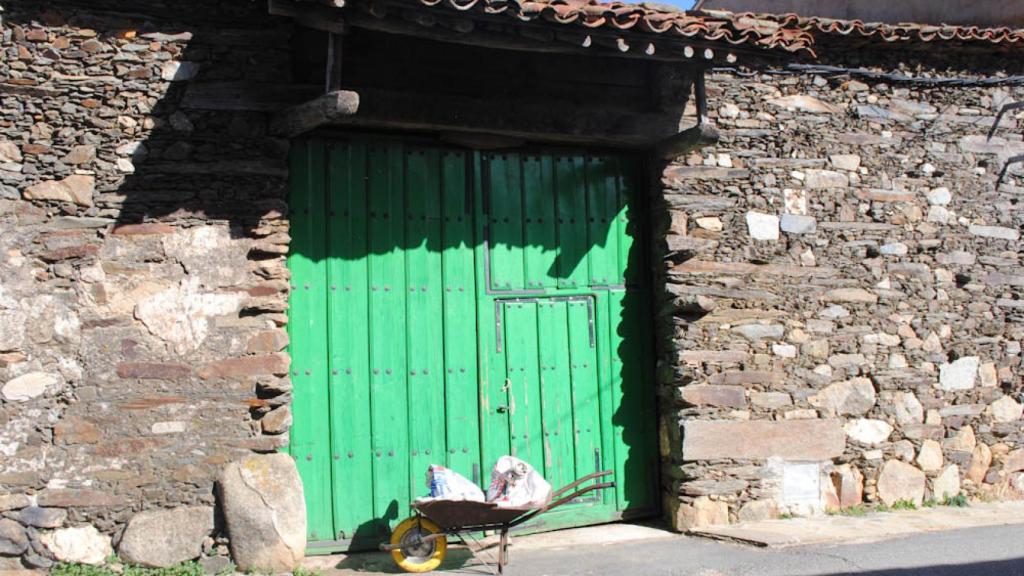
[[0, 1, 293, 568], [657, 53, 1024, 528], [4, 0, 1024, 566]]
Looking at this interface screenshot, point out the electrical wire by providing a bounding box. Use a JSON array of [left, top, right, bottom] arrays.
[[711, 63, 1024, 87]]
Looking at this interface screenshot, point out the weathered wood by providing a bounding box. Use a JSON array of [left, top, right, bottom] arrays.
[[649, 62, 694, 114], [181, 82, 320, 111], [345, 7, 769, 64], [694, 73, 709, 120], [325, 33, 344, 92], [338, 29, 658, 113], [269, 0, 347, 33], [341, 27, 653, 88], [270, 90, 360, 137], [440, 132, 525, 150], [655, 123, 720, 160], [297, 0, 345, 7], [322, 86, 684, 147]]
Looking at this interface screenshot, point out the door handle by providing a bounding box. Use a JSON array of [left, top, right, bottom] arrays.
[[496, 405, 509, 414]]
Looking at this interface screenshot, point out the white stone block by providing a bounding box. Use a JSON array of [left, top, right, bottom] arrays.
[[745, 211, 779, 241]]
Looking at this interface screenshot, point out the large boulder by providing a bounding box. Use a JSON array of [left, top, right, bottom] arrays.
[[916, 440, 944, 472], [219, 453, 306, 572], [967, 444, 993, 484], [118, 506, 214, 567], [667, 495, 729, 532], [41, 525, 112, 565], [828, 464, 864, 509], [876, 460, 926, 507], [932, 465, 961, 501]]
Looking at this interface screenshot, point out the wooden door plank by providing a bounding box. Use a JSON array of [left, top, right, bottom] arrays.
[[503, 301, 544, 468], [405, 147, 447, 498], [567, 298, 601, 485], [555, 156, 587, 289], [287, 139, 334, 541], [609, 289, 658, 511], [487, 153, 525, 291], [616, 157, 642, 287], [441, 149, 482, 480], [474, 152, 511, 478], [367, 142, 410, 533], [522, 155, 557, 290], [592, 291, 616, 509], [536, 300, 574, 490], [326, 141, 375, 542], [585, 156, 620, 287]]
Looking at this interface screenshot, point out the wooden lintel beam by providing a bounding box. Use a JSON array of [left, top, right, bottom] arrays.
[[347, 9, 565, 54], [317, 86, 684, 148], [654, 123, 719, 160], [270, 90, 360, 137], [347, 7, 775, 64], [294, 0, 345, 7], [268, 0, 347, 33]]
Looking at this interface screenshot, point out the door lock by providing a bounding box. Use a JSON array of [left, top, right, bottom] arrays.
[[496, 405, 509, 414]]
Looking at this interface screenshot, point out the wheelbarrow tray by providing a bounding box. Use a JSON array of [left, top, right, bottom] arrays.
[[412, 499, 536, 532], [383, 471, 615, 574]]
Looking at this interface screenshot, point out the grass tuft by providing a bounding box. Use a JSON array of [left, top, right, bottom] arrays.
[[941, 493, 969, 508], [889, 499, 918, 511], [52, 561, 207, 576], [826, 505, 869, 517]]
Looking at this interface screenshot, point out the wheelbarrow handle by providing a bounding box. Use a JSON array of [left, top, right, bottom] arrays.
[[550, 469, 614, 499], [510, 472, 615, 528]]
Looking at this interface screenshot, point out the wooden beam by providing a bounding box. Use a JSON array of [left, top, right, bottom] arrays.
[[268, 0, 347, 33], [325, 32, 344, 92], [347, 9, 567, 54], [304, 0, 345, 7], [654, 123, 719, 160], [269, 90, 360, 137], [440, 132, 525, 150], [346, 7, 776, 64], [317, 86, 685, 147]]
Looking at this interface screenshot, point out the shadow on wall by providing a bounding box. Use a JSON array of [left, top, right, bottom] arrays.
[[10, 0, 303, 235]]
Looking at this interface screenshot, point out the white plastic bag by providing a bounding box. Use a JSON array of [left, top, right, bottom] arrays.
[[486, 455, 552, 508], [418, 464, 485, 502]]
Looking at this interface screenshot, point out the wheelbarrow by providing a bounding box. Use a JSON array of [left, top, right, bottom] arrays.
[[380, 470, 614, 574]]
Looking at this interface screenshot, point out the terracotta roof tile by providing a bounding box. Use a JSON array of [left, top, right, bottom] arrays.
[[404, 0, 1024, 56]]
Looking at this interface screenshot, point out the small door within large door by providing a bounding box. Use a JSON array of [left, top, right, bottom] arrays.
[[501, 298, 601, 493], [288, 137, 657, 552]]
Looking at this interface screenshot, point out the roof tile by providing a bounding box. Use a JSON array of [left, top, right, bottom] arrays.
[[401, 0, 1024, 55]]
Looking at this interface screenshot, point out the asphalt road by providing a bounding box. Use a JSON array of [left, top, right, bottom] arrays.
[[333, 524, 1024, 576]]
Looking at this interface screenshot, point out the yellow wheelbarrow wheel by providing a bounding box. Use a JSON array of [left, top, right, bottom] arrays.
[[389, 516, 448, 573]]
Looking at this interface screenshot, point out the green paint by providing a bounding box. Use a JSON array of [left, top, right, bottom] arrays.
[[288, 138, 656, 552], [287, 140, 333, 542], [555, 156, 588, 289], [536, 300, 577, 490], [325, 141, 373, 543]]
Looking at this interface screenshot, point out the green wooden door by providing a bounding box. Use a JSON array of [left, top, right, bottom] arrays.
[[288, 138, 657, 552]]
